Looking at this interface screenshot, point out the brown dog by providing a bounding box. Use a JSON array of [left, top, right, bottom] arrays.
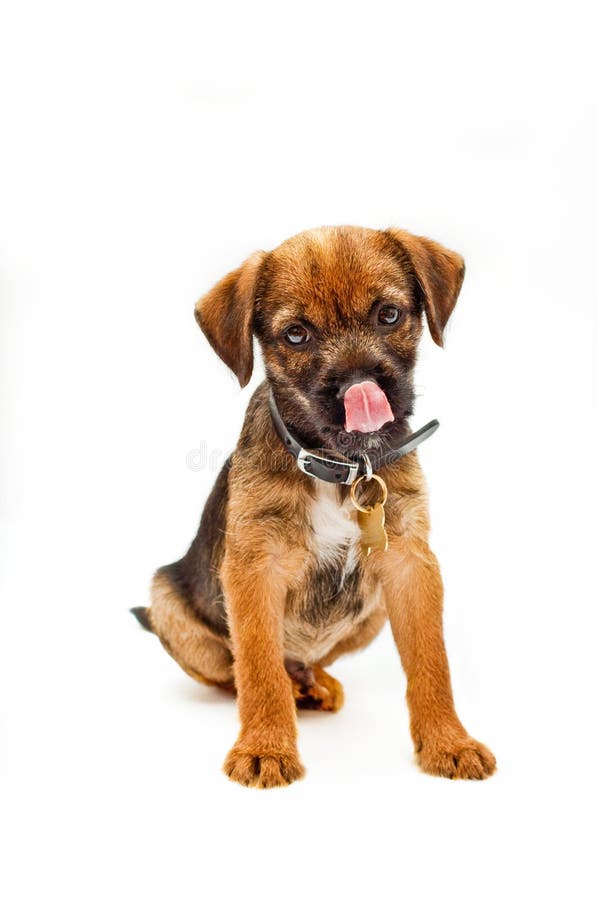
[[132, 226, 496, 788]]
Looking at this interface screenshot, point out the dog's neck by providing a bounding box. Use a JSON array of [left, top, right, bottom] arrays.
[[268, 387, 439, 485], [268, 387, 333, 451]]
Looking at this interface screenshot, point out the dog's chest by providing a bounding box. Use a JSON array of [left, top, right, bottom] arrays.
[[284, 483, 375, 664], [306, 482, 362, 574]]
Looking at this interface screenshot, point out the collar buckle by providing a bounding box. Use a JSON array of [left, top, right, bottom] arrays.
[[296, 447, 313, 477], [297, 448, 360, 485]]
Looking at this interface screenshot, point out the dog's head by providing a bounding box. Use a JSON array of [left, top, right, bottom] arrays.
[[196, 226, 464, 454]]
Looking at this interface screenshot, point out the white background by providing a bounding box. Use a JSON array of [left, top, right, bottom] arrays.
[[1, 1, 597, 898]]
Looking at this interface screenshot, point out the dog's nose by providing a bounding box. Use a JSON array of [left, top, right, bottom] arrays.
[[336, 372, 381, 400]]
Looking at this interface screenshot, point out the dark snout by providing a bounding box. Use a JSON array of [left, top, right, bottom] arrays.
[[320, 350, 392, 396], [335, 370, 388, 400], [311, 345, 416, 442]]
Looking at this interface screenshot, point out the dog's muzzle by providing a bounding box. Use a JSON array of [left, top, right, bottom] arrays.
[[269, 390, 440, 486]]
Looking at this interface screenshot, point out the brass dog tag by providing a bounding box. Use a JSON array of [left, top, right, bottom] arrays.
[[350, 474, 389, 557], [357, 503, 388, 555]]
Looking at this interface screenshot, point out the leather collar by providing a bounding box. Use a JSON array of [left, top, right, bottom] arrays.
[[268, 390, 439, 485]]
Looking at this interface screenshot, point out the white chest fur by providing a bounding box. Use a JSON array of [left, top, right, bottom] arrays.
[[306, 481, 362, 574], [283, 482, 371, 665]]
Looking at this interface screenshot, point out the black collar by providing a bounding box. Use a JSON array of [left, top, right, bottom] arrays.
[[268, 390, 439, 485]]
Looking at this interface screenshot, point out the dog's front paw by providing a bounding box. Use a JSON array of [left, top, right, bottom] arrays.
[[223, 741, 305, 789], [416, 731, 496, 780]]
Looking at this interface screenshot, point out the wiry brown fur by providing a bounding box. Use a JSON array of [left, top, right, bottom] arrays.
[[137, 225, 495, 788]]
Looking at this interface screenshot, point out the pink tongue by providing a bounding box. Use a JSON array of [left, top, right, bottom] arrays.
[[343, 381, 395, 433]]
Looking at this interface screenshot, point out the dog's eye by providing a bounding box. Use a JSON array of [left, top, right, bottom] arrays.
[[378, 304, 402, 326], [284, 324, 310, 346]]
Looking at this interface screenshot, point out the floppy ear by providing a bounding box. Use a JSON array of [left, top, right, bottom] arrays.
[[194, 251, 267, 388], [385, 229, 465, 347]]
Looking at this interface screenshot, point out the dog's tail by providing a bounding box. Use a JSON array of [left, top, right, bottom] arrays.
[[130, 606, 154, 633]]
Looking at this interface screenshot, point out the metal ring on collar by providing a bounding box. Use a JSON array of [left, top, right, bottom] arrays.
[[350, 473, 388, 512]]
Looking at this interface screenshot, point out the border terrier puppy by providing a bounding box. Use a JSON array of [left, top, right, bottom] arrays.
[[132, 226, 496, 788]]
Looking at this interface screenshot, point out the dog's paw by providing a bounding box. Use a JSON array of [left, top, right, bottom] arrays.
[[416, 733, 496, 780], [292, 665, 345, 712], [223, 742, 305, 789]]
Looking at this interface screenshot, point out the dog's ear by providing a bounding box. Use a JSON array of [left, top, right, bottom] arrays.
[[385, 229, 465, 346], [195, 251, 267, 387]]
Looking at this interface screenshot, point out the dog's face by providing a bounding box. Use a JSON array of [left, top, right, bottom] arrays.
[[196, 226, 464, 454]]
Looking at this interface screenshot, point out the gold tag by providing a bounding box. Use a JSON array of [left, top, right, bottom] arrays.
[[357, 503, 388, 556], [350, 474, 389, 557]]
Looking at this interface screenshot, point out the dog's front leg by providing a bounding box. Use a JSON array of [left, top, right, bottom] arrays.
[[378, 538, 496, 779], [221, 546, 305, 789]]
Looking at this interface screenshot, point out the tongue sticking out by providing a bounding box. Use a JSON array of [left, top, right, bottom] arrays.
[[343, 381, 395, 433]]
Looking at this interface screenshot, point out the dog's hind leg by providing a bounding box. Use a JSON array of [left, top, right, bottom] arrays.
[[285, 660, 344, 712], [132, 571, 235, 691]]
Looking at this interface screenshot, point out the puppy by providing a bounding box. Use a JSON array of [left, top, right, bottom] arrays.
[[132, 226, 496, 788]]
